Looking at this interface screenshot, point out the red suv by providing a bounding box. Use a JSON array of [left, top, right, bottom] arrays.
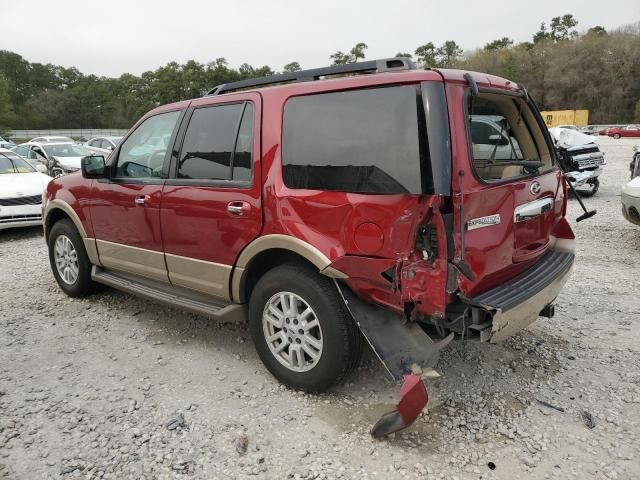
[[43, 59, 575, 434]]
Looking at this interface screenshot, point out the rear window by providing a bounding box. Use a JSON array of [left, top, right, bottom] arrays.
[[468, 93, 553, 182], [282, 86, 422, 194]]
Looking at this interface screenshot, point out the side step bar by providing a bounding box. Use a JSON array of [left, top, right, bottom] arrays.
[[91, 267, 246, 323]]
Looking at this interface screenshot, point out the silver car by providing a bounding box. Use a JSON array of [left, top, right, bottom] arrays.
[[85, 136, 122, 155], [12, 142, 94, 176]]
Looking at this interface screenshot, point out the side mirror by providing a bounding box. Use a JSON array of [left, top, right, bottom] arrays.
[[489, 134, 509, 146], [81, 155, 106, 178], [35, 164, 47, 173]]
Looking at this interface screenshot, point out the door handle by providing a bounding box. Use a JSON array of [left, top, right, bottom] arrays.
[[514, 197, 553, 223], [135, 195, 150, 206], [227, 201, 251, 216]]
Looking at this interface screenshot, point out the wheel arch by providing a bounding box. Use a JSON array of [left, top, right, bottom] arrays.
[[45, 200, 100, 266], [44, 199, 87, 239], [231, 235, 347, 303]]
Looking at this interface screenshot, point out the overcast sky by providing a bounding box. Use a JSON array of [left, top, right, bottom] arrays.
[[2, 0, 639, 77]]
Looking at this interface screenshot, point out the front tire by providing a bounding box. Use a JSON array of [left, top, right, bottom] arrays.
[[577, 177, 599, 197], [248, 264, 362, 392], [48, 218, 95, 297], [614, 133, 621, 139]]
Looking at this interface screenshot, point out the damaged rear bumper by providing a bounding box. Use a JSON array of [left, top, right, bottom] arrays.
[[461, 249, 574, 342]]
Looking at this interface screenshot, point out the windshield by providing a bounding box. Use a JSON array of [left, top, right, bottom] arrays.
[[0, 152, 36, 174], [468, 93, 553, 182], [42, 144, 92, 157]]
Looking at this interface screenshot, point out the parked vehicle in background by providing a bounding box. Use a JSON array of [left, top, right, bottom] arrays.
[[622, 177, 640, 225], [12, 142, 94, 176], [85, 136, 122, 154], [0, 136, 16, 149], [42, 59, 576, 436], [598, 127, 610, 135], [580, 125, 599, 135], [30, 136, 75, 143], [0, 149, 52, 230], [607, 126, 640, 139], [549, 127, 605, 197], [556, 124, 579, 131]]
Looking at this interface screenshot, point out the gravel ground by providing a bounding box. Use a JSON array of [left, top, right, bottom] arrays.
[[1, 137, 639, 480]]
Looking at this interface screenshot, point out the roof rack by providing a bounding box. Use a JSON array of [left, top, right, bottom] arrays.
[[207, 57, 416, 96]]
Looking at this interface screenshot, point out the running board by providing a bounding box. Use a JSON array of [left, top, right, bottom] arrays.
[[91, 266, 246, 323]]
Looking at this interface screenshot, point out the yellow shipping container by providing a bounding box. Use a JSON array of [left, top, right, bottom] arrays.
[[540, 110, 590, 127]]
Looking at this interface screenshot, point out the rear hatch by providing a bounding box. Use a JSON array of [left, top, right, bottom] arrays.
[[446, 74, 565, 297]]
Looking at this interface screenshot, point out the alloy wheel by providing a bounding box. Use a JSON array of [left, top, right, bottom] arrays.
[[262, 292, 323, 372], [54, 234, 79, 285]]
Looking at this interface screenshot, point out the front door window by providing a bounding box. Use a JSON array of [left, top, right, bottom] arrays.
[[115, 111, 181, 179]]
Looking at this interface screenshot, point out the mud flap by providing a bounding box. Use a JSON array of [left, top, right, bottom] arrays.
[[335, 281, 451, 380]]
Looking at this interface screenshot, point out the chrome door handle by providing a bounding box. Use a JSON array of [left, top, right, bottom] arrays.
[[135, 195, 150, 206], [514, 197, 553, 223], [227, 201, 250, 215]]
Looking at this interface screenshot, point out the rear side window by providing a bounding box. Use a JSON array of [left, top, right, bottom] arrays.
[[177, 102, 253, 182], [468, 93, 552, 182], [282, 86, 422, 194]]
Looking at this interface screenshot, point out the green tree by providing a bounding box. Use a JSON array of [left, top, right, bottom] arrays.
[[533, 22, 550, 44], [437, 40, 463, 66], [586, 26, 607, 37], [414, 42, 438, 67], [485, 37, 514, 50], [0, 77, 15, 133], [283, 61, 302, 72], [395, 52, 413, 59], [329, 51, 351, 65], [550, 14, 579, 41], [350, 43, 368, 62]]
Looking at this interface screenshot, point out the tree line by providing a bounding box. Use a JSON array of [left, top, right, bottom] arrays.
[[0, 14, 639, 133]]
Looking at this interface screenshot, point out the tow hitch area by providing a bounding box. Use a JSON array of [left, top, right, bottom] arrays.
[[335, 281, 452, 437], [370, 374, 428, 438]]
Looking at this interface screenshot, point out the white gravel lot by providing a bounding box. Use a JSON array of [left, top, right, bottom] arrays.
[[0, 137, 639, 480]]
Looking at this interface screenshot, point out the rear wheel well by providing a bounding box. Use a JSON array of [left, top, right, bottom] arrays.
[[241, 249, 319, 303], [46, 209, 72, 241]]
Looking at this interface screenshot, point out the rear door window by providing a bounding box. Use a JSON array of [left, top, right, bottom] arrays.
[[176, 102, 253, 183], [282, 86, 423, 194], [468, 93, 552, 182]]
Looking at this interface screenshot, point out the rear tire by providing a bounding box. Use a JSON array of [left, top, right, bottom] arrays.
[[48, 219, 96, 297], [248, 263, 362, 392]]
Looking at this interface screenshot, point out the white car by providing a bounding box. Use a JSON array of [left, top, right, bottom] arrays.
[[85, 136, 122, 154], [622, 177, 640, 226], [12, 142, 95, 176], [30, 136, 75, 143], [0, 149, 52, 231], [623, 146, 640, 226]]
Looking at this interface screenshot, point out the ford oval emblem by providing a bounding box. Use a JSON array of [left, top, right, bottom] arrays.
[[530, 182, 541, 195]]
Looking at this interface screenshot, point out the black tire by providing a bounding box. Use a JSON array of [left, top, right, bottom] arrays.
[[614, 133, 621, 139], [48, 218, 95, 297], [248, 263, 362, 392], [577, 177, 599, 197]]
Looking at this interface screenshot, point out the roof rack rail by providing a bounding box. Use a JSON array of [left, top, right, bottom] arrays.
[[207, 57, 416, 96]]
